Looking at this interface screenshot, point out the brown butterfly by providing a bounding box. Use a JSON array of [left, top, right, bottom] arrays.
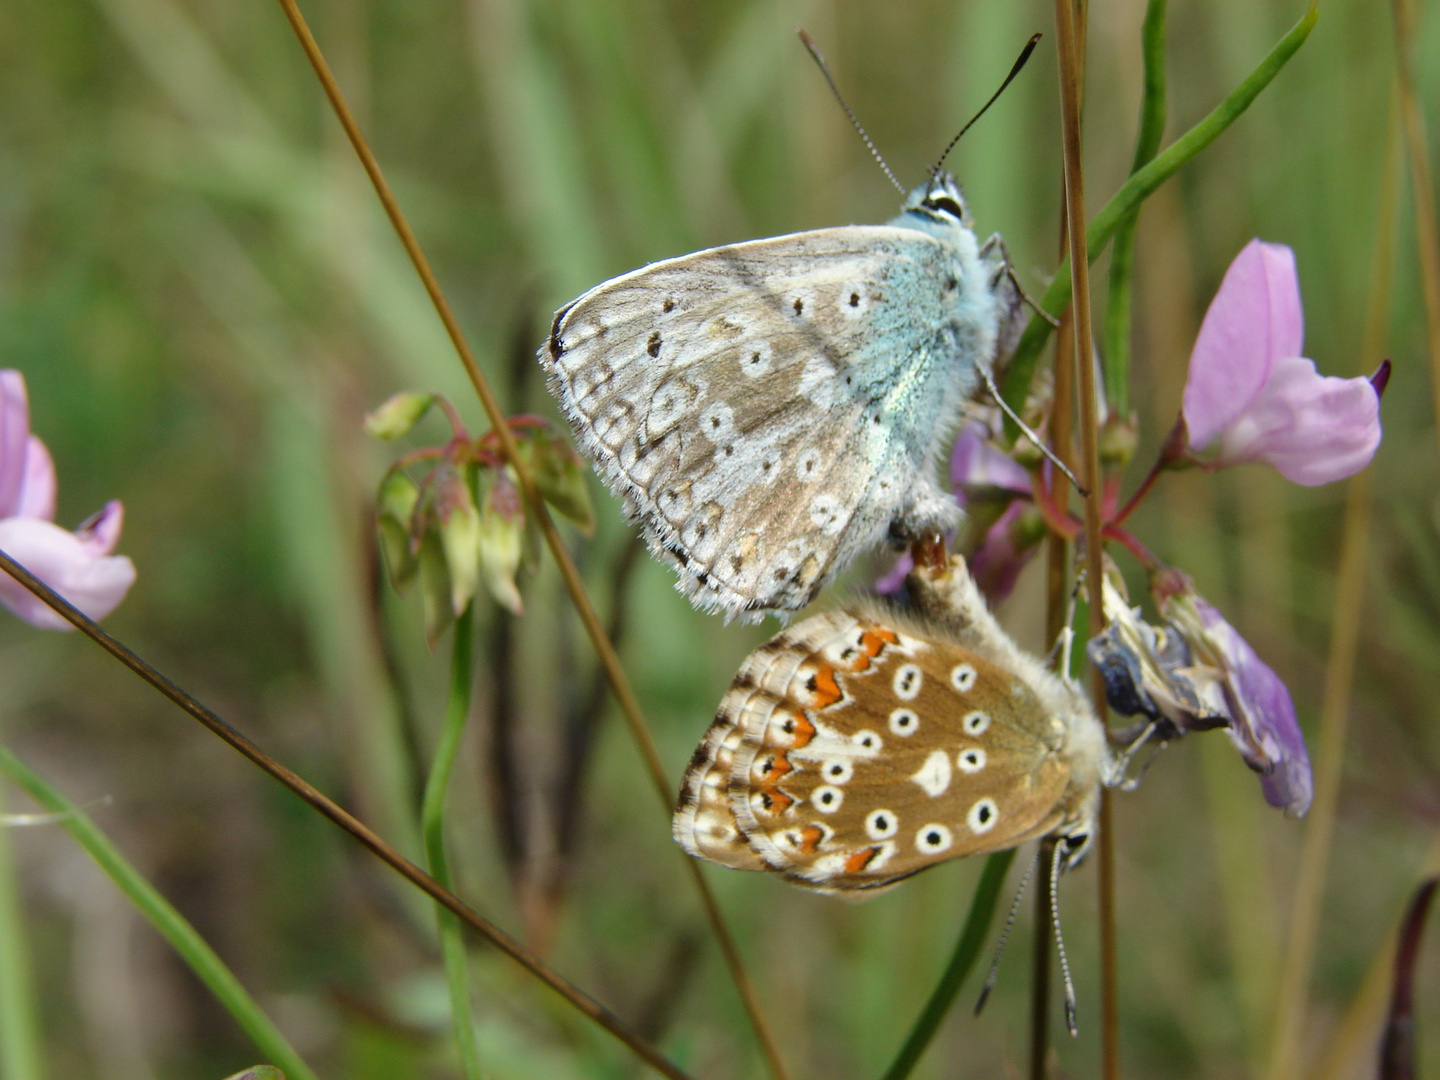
[[673, 555, 1110, 894]]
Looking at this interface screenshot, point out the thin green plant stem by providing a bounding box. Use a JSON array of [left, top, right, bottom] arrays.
[[1052, 2, 1114, 1073], [1001, 0, 1319, 418], [0, 744, 320, 1080], [1265, 83, 1402, 1080], [0, 774, 44, 1080], [879, 849, 1016, 1080], [0, 548, 693, 1080], [271, 5, 791, 1075], [422, 604, 482, 1080], [1102, 0, 1167, 421]]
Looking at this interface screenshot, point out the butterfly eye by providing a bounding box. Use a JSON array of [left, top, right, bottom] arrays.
[[916, 824, 953, 854], [963, 710, 991, 736], [865, 809, 899, 840], [889, 708, 919, 736], [967, 798, 999, 834], [922, 195, 966, 220]]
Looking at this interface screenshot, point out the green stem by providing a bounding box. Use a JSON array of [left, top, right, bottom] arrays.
[[1001, 0, 1318, 418], [1102, 0, 1168, 421], [420, 603, 482, 1080], [0, 776, 45, 1080], [879, 849, 1017, 1080], [0, 744, 319, 1080]]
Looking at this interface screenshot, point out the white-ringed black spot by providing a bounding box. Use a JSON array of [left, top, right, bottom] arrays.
[[967, 798, 998, 834], [893, 663, 923, 700], [963, 710, 991, 736], [852, 730, 882, 753], [916, 824, 953, 854], [823, 760, 853, 784], [849, 291, 861, 307], [889, 708, 919, 736], [865, 809, 898, 840], [957, 747, 986, 773], [813, 785, 844, 813], [951, 664, 978, 692]]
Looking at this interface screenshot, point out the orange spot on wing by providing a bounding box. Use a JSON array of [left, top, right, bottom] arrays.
[[759, 786, 794, 814], [844, 847, 881, 874], [790, 713, 815, 749], [808, 666, 842, 708], [756, 752, 792, 783], [799, 825, 825, 853], [862, 628, 898, 656]]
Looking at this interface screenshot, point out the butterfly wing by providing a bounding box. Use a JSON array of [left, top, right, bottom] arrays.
[[543, 227, 988, 619], [674, 609, 1073, 893]]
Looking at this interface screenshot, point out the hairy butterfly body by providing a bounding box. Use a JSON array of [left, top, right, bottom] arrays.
[[674, 556, 1109, 893], [542, 175, 1020, 622]]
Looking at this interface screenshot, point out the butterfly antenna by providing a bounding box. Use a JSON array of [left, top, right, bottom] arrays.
[[929, 33, 1042, 179], [975, 845, 1041, 1015], [798, 28, 906, 196], [1050, 838, 1080, 1037], [977, 364, 1088, 496]]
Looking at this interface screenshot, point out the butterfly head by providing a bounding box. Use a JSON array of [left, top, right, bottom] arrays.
[[901, 171, 974, 229]]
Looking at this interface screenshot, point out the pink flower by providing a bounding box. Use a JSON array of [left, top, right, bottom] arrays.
[[1182, 240, 1382, 486], [0, 372, 135, 630]]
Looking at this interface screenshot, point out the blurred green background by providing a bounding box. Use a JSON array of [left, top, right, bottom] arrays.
[[0, 0, 1438, 1076]]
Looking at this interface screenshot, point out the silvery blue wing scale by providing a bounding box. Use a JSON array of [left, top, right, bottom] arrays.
[[541, 174, 1017, 622]]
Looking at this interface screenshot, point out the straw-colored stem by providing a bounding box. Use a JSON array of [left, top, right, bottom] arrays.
[[270, 3, 790, 1076], [0, 549, 694, 1080], [1053, 1, 1115, 1073], [1391, 0, 1440, 470], [1265, 83, 1402, 1080]]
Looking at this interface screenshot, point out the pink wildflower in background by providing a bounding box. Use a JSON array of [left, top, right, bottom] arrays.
[[0, 371, 135, 630]]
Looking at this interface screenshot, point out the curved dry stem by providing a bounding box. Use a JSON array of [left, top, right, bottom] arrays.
[[270, 2, 791, 1075]]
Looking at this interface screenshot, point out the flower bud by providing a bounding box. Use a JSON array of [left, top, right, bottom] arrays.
[[364, 392, 435, 441], [477, 471, 525, 615]]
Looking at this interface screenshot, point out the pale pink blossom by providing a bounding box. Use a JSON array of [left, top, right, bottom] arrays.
[[1182, 240, 1382, 486], [0, 371, 135, 630]]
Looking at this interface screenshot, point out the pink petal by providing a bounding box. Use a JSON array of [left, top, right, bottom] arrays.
[[1183, 241, 1304, 449], [0, 517, 137, 630], [0, 372, 32, 519], [875, 553, 913, 595], [1215, 356, 1381, 485], [75, 501, 125, 556], [16, 436, 56, 521], [950, 420, 1030, 494]]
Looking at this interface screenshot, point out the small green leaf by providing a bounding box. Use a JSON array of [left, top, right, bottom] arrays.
[[375, 470, 420, 588], [520, 429, 596, 535], [364, 391, 435, 440]]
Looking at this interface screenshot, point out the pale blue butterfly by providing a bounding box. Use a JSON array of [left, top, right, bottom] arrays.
[[542, 176, 1022, 623], [540, 36, 1041, 622]]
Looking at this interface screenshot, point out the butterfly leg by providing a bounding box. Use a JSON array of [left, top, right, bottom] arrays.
[[980, 233, 1061, 330]]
